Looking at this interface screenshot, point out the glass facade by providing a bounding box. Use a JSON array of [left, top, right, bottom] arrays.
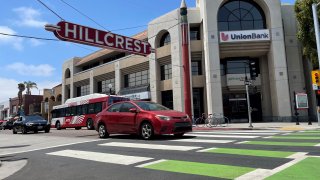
[[77, 85, 90, 97], [218, 0, 266, 31], [124, 70, 149, 88], [98, 79, 115, 94], [160, 32, 171, 47], [161, 90, 173, 110], [191, 61, 202, 75], [160, 64, 172, 80]]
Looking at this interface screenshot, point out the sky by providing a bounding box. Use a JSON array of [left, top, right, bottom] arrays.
[[0, 0, 295, 103]]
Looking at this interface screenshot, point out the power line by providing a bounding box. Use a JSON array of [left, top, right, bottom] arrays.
[[111, 19, 178, 32], [36, 0, 65, 21], [59, 0, 109, 31], [0, 32, 59, 41]]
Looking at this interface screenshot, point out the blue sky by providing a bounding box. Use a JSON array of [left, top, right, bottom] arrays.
[[0, 0, 295, 102]]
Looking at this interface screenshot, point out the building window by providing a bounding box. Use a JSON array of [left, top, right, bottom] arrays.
[[160, 32, 171, 47], [98, 79, 115, 94], [161, 90, 173, 110], [77, 85, 90, 97], [160, 64, 172, 80], [191, 61, 202, 75], [190, 27, 201, 40], [218, 0, 266, 31], [124, 70, 149, 88]]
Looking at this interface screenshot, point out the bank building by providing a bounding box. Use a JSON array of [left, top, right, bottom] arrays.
[[61, 0, 315, 123]]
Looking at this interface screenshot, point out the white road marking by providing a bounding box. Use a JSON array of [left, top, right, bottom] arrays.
[[185, 134, 260, 139], [287, 152, 308, 159], [236, 153, 307, 179], [191, 132, 278, 135], [197, 147, 217, 152], [0, 139, 103, 156], [235, 141, 249, 144], [47, 149, 153, 165], [170, 139, 234, 144], [263, 136, 274, 139], [282, 133, 292, 135], [0, 160, 28, 180], [99, 142, 202, 151], [315, 143, 320, 147], [136, 159, 167, 168]]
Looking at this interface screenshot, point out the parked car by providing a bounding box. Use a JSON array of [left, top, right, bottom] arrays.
[[0, 118, 14, 130], [12, 115, 50, 134], [94, 101, 192, 139]]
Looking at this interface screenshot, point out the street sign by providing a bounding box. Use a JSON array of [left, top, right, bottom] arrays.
[[45, 21, 152, 56], [295, 93, 308, 109], [313, 84, 318, 90]]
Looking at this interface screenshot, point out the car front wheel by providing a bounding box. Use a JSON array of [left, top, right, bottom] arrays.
[[21, 127, 27, 134], [141, 122, 154, 140], [98, 124, 109, 138]]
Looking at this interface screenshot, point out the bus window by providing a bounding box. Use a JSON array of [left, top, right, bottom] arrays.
[[77, 105, 82, 115], [51, 110, 57, 118], [65, 107, 71, 116], [71, 106, 77, 116], [95, 102, 102, 113], [88, 104, 95, 114], [82, 104, 88, 114]]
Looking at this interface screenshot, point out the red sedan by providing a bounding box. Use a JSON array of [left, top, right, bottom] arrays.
[[94, 101, 192, 139]]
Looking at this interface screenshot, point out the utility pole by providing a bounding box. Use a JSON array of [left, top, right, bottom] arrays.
[[312, 3, 320, 126], [180, 0, 192, 117]]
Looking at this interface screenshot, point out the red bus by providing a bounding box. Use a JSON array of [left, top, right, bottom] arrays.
[[51, 94, 129, 130]]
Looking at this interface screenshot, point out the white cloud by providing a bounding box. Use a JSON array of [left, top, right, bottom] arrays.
[[0, 26, 23, 50], [29, 39, 44, 47], [6, 63, 55, 77], [13, 7, 47, 28], [0, 77, 60, 102]]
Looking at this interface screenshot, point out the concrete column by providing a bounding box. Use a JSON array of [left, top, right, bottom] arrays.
[[268, 27, 292, 118], [200, 0, 223, 115], [260, 56, 272, 118], [149, 52, 160, 103], [115, 61, 121, 95], [89, 70, 94, 94], [171, 27, 184, 111]]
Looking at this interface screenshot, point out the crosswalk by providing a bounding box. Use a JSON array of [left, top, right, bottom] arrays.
[[45, 129, 320, 179]]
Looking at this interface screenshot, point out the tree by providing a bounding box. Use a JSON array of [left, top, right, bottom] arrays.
[[17, 83, 25, 106], [24, 81, 38, 95], [295, 0, 320, 68]]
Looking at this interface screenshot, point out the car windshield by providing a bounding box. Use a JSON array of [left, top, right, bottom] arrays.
[[135, 101, 170, 111], [25, 115, 45, 121]]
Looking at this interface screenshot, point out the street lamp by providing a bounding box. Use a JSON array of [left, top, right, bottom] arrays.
[[312, 2, 320, 126], [108, 84, 113, 95]]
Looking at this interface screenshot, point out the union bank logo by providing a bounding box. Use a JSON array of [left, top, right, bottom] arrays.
[[221, 33, 229, 41]]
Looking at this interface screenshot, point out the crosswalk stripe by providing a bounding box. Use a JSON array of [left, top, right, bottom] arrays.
[[185, 134, 260, 139], [136, 159, 167, 168], [170, 139, 234, 144], [98, 142, 202, 151], [47, 149, 153, 165], [191, 132, 278, 135]]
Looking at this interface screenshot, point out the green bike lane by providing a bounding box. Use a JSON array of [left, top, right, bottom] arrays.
[[136, 130, 320, 179]]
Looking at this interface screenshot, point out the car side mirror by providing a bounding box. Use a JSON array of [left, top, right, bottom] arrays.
[[129, 108, 138, 113]]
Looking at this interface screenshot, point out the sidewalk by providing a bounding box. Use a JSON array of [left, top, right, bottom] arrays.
[[192, 122, 320, 131]]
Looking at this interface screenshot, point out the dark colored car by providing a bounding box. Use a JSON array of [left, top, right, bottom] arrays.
[[94, 101, 192, 140], [0, 119, 14, 130], [12, 115, 50, 134]]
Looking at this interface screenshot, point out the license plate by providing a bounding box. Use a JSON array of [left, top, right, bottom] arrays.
[[37, 126, 43, 129]]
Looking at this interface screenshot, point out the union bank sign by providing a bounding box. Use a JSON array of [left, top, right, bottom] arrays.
[[220, 29, 270, 43]]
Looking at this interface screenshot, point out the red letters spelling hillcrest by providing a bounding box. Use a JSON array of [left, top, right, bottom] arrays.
[[52, 21, 152, 56]]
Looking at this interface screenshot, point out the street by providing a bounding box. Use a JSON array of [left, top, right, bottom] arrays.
[[1, 128, 320, 180]]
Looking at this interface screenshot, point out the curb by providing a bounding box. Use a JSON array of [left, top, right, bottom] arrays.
[[192, 127, 264, 131]]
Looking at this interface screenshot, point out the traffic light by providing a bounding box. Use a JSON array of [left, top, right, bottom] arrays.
[[311, 70, 320, 87], [249, 60, 258, 80]]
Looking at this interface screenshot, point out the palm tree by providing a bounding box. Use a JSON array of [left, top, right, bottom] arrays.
[[24, 81, 38, 95]]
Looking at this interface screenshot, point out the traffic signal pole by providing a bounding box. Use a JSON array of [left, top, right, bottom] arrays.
[[312, 3, 320, 126]]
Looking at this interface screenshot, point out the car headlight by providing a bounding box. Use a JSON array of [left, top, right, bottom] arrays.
[[155, 115, 172, 121], [26, 123, 34, 126]]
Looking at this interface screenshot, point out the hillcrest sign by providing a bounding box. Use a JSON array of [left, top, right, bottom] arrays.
[[45, 21, 152, 56]]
